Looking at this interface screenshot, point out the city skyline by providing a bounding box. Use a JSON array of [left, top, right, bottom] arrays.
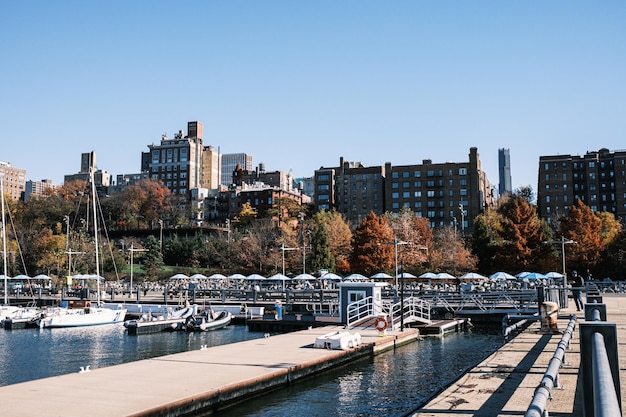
[[2, 2, 625, 192]]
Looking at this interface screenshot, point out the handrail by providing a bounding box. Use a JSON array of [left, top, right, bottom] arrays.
[[525, 315, 577, 417], [591, 332, 621, 416]]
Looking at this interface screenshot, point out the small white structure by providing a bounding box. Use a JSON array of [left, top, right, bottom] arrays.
[[314, 331, 362, 350]]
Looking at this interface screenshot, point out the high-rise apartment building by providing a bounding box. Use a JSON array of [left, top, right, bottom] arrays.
[[0, 161, 26, 201], [24, 179, 57, 201], [498, 148, 512, 196], [64, 151, 112, 187], [537, 148, 626, 224], [201, 145, 221, 190], [314, 148, 495, 233], [221, 153, 253, 186], [142, 121, 205, 197]]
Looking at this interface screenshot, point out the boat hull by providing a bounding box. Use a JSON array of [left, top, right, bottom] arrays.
[[38, 306, 127, 328]]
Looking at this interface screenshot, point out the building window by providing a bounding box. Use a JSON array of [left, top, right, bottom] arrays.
[[414, 191, 421, 198], [392, 172, 399, 178], [460, 189, 467, 196], [317, 174, 329, 181], [392, 192, 399, 199], [459, 168, 467, 175], [427, 190, 435, 197], [414, 171, 421, 177], [392, 182, 399, 189], [403, 191, 410, 198], [414, 181, 421, 187]]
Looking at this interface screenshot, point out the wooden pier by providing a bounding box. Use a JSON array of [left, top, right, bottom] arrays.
[[411, 294, 626, 416]]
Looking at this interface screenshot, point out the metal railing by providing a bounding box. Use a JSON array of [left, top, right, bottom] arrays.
[[525, 315, 577, 417], [345, 296, 381, 328], [580, 303, 622, 417], [387, 296, 431, 330]]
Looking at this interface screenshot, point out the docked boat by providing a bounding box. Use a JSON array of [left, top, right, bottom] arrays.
[[184, 309, 232, 332], [124, 305, 195, 335], [37, 170, 127, 329], [1, 304, 41, 329]]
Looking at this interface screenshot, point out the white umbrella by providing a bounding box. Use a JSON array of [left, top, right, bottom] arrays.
[[228, 273, 246, 280], [545, 271, 564, 279], [370, 272, 392, 280], [435, 272, 455, 279], [245, 274, 266, 281], [170, 273, 190, 280], [207, 273, 227, 280], [419, 272, 437, 279], [293, 273, 317, 281], [189, 273, 208, 280], [516, 271, 531, 278], [321, 272, 343, 281], [345, 273, 369, 281], [32, 274, 52, 280], [397, 272, 417, 278], [459, 272, 486, 280], [267, 273, 290, 281], [11, 274, 31, 281], [489, 271, 517, 281]]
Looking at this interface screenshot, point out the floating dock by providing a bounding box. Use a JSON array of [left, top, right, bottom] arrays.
[[0, 324, 419, 416]]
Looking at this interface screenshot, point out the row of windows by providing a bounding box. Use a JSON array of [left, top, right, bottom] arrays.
[[151, 148, 189, 164], [391, 189, 468, 199], [390, 168, 468, 179], [151, 165, 189, 172]]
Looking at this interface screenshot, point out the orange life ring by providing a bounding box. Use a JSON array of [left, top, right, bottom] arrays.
[[375, 317, 388, 332]]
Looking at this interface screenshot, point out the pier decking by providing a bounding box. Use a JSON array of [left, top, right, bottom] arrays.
[[412, 294, 626, 417], [0, 324, 418, 417]]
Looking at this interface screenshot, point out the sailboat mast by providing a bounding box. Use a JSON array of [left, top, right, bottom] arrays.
[[90, 169, 101, 303], [1, 174, 8, 305]]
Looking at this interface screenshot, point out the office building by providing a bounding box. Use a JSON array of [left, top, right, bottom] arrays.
[[221, 153, 253, 186], [498, 148, 512, 196], [64, 151, 112, 188]]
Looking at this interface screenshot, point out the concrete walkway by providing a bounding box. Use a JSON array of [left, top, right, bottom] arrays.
[[413, 294, 626, 417], [0, 324, 417, 417]]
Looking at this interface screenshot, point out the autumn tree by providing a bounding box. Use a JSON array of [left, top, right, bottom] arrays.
[[384, 208, 432, 273], [560, 199, 604, 273], [315, 211, 352, 274], [492, 194, 552, 272], [350, 212, 395, 276], [429, 226, 477, 275]]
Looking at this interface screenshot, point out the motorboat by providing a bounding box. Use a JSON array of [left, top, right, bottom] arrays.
[[184, 309, 232, 332], [124, 305, 196, 335]]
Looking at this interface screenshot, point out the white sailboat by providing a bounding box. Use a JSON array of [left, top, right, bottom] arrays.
[[0, 174, 20, 320], [38, 170, 127, 328]]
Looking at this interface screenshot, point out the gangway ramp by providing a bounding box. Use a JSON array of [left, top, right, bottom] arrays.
[[346, 296, 432, 331]]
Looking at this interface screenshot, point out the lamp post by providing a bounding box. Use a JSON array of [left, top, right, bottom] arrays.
[[158, 219, 163, 251], [128, 244, 147, 297], [379, 238, 410, 288], [298, 212, 306, 274], [277, 244, 299, 290], [400, 259, 405, 332], [459, 204, 466, 237], [544, 236, 576, 275]]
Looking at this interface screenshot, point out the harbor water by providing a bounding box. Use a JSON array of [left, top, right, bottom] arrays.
[[0, 324, 503, 416]]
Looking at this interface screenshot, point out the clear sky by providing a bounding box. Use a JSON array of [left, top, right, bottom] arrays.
[[2, 1, 625, 194]]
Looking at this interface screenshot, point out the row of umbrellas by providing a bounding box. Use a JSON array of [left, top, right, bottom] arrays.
[[169, 271, 564, 282]]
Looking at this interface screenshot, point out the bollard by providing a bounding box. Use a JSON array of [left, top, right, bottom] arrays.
[[540, 301, 559, 332], [584, 303, 607, 322]]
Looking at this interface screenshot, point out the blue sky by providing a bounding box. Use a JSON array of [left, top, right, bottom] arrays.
[[1, 1, 625, 194]]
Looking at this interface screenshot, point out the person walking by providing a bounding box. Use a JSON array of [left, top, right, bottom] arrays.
[[569, 270, 585, 311]]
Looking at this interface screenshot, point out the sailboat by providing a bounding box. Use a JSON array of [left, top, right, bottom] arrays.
[[0, 174, 20, 320], [38, 170, 127, 328]]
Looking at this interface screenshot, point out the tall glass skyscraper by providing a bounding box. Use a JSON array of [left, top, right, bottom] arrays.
[[498, 148, 512, 195]]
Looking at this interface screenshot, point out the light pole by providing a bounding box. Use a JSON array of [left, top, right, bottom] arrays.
[[128, 244, 147, 297], [544, 236, 576, 275], [298, 212, 306, 274], [158, 219, 163, 251], [278, 244, 299, 290], [459, 204, 466, 237], [379, 238, 410, 288]]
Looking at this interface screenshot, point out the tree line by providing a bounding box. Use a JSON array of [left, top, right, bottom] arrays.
[[2, 180, 624, 284]]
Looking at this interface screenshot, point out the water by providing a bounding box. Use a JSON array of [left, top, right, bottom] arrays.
[[0, 325, 503, 416]]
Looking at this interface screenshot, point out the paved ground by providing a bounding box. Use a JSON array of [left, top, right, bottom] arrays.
[[413, 294, 626, 417]]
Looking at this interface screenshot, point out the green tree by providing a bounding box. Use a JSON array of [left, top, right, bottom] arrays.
[[309, 215, 336, 274], [142, 235, 165, 281]]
